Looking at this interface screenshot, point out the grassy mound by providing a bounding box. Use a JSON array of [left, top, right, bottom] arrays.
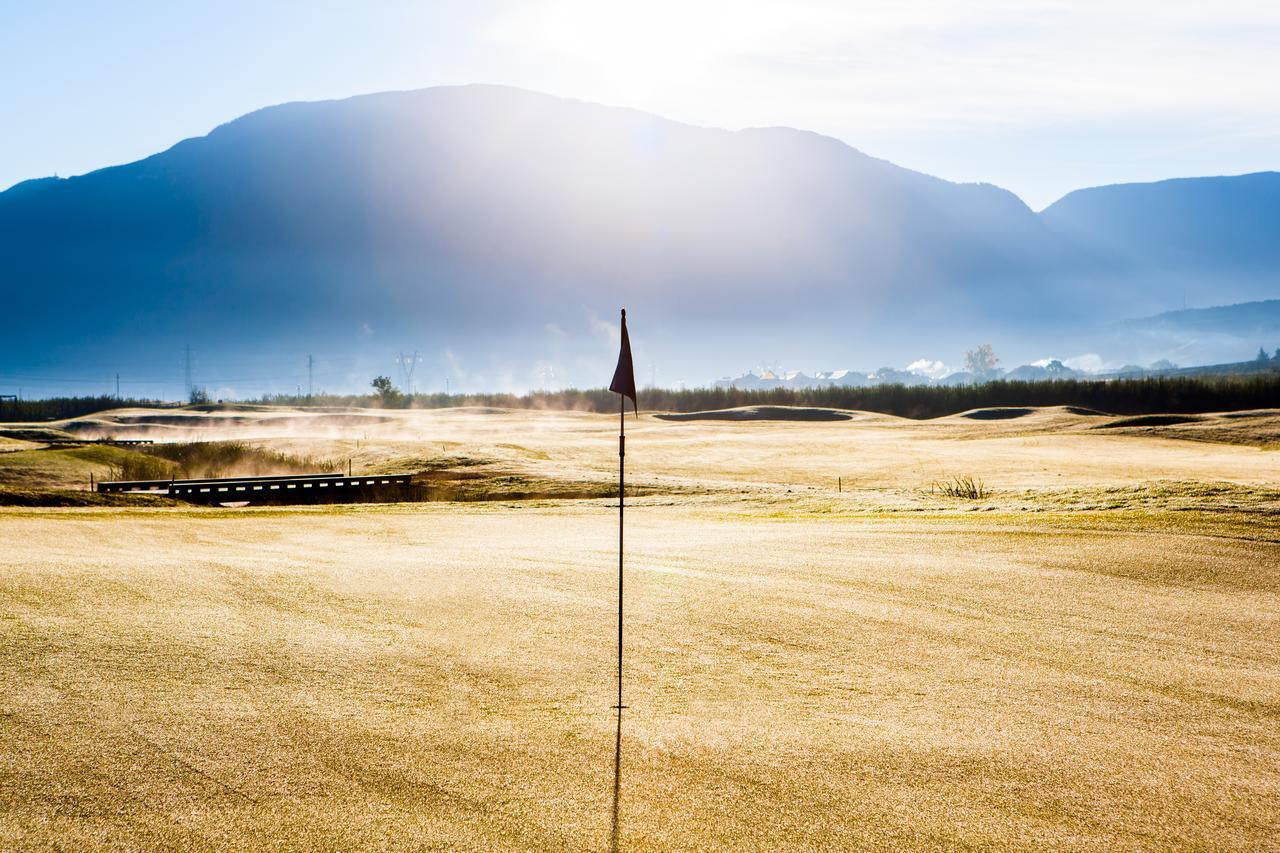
[[657, 406, 853, 422], [0, 485, 172, 507]]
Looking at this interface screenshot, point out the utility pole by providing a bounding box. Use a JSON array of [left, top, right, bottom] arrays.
[[307, 354, 314, 399], [115, 373, 120, 400], [183, 344, 192, 400]]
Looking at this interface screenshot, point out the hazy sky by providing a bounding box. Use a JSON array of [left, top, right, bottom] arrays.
[[3, 0, 1278, 209]]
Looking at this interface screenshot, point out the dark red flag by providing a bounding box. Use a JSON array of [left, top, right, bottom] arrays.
[[609, 308, 637, 415]]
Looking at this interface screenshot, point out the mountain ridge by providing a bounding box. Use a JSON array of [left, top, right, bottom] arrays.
[[10, 84, 1273, 211], [1, 84, 1276, 394]]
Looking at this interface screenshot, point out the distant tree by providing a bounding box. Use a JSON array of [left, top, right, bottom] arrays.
[[1273, 348, 1280, 362], [188, 386, 210, 405], [1258, 347, 1270, 363], [964, 344, 1000, 380], [370, 375, 401, 406], [1149, 359, 1177, 371]]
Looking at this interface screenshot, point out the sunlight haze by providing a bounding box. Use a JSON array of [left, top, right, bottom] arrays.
[[4, 0, 1279, 207]]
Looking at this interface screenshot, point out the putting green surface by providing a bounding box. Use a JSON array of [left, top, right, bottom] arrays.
[[2, 502, 1277, 848]]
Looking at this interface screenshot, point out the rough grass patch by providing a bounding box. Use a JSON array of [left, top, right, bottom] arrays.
[[931, 475, 988, 499], [140, 441, 339, 480]]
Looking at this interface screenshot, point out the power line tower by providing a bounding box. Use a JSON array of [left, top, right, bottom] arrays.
[[537, 364, 555, 390], [184, 344, 192, 400], [307, 354, 314, 399], [397, 351, 421, 396]]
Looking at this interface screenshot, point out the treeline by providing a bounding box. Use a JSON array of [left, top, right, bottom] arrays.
[[6, 374, 1278, 423], [261, 373, 1280, 419], [629, 374, 1280, 418], [0, 395, 176, 422]]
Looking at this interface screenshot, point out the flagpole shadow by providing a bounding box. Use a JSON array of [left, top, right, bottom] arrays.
[[610, 706, 624, 851]]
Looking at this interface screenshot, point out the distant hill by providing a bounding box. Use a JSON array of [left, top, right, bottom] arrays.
[[1119, 299, 1280, 336], [1097, 299, 1280, 366], [1041, 173, 1280, 273], [1, 85, 1277, 394]]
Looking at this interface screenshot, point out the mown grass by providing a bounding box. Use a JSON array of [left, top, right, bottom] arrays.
[[0, 445, 149, 490], [0, 485, 172, 507], [1, 502, 1277, 848]]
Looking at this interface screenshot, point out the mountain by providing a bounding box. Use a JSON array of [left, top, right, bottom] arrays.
[[1042, 173, 1280, 274], [0, 85, 1276, 395]]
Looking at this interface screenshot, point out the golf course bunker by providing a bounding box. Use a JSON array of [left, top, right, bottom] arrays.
[[959, 407, 1035, 420], [1096, 414, 1206, 428], [656, 405, 853, 422]]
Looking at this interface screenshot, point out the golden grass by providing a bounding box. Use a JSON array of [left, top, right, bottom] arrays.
[[1, 407, 1278, 848]]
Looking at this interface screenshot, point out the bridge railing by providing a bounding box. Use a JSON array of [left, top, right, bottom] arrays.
[[98, 472, 414, 503]]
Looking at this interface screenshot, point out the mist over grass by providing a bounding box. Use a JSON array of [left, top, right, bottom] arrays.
[[115, 442, 339, 481], [246, 373, 1280, 418], [4, 373, 1277, 424]]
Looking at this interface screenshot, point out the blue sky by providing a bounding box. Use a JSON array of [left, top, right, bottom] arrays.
[[3, 0, 1278, 209]]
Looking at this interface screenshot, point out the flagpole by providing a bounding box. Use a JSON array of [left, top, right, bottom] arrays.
[[607, 307, 633, 847], [616, 383, 625, 710], [609, 306, 633, 714]]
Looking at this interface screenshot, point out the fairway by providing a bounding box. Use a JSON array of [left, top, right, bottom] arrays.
[[2, 408, 1279, 848]]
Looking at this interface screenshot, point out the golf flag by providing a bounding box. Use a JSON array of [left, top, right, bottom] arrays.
[[609, 309, 637, 415], [609, 308, 633, 713]]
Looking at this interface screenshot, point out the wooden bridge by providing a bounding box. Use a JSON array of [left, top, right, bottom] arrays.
[[98, 472, 414, 504], [48, 438, 155, 447]]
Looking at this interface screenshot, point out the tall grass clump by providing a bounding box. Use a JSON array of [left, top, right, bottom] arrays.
[[931, 475, 988, 499], [104, 442, 338, 482], [106, 454, 178, 482], [145, 442, 338, 479]]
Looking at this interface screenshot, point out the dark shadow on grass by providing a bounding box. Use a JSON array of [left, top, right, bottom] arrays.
[[1095, 414, 1206, 428]]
